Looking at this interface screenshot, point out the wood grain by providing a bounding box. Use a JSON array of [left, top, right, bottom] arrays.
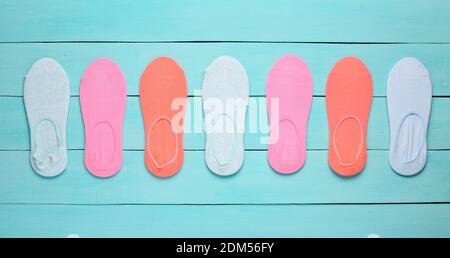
[[1, 0, 450, 43], [1, 43, 450, 96], [0, 204, 449, 237], [0, 150, 448, 204]]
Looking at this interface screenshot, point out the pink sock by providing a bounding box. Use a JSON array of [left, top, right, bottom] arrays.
[[266, 54, 313, 174], [80, 58, 127, 177]]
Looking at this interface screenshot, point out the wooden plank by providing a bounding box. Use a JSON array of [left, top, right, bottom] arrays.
[[0, 150, 448, 204], [0, 204, 449, 237], [1, 0, 450, 43], [1, 96, 449, 150], [1, 43, 450, 97]]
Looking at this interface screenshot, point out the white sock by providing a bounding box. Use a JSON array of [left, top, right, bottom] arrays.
[[24, 58, 70, 177], [202, 56, 249, 176], [387, 57, 432, 176]]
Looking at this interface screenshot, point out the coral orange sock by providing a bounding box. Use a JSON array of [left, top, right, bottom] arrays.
[[326, 57, 372, 176], [140, 57, 187, 177]]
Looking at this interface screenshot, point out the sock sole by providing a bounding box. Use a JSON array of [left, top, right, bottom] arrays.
[[24, 58, 70, 177], [80, 58, 127, 178], [140, 57, 187, 177], [326, 56, 373, 176], [266, 54, 313, 174], [202, 56, 249, 176], [387, 57, 432, 176]]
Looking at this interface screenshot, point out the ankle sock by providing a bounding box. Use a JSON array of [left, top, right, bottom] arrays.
[[202, 56, 249, 176], [140, 57, 188, 177], [266, 54, 313, 174], [80, 58, 127, 178], [387, 57, 432, 176], [326, 56, 373, 176], [24, 58, 70, 177]]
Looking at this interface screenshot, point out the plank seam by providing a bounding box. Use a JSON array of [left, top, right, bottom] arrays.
[[0, 202, 449, 206], [1, 149, 450, 152], [2, 95, 450, 98], [2, 41, 450, 45]]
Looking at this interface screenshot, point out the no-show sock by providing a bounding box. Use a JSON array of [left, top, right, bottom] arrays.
[[80, 58, 127, 178], [387, 57, 432, 176], [140, 57, 187, 177], [202, 56, 249, 176], [266, 54, 313, 174], [326, 56, 373, 176], [24, 58, 70, 177]]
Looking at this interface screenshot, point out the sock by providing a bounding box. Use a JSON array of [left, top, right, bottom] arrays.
[[80, 58, 127, 178], [387, 57, 432, 176], [202, 56, 249, 176], [24, 58, 70, 177], [266, 54, 313, 174], [326, 56, 373, 176], [140, 57, 187, 177]]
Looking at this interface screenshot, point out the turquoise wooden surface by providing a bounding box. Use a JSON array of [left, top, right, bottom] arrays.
[[1, 0, 450, 43], [0, 0, 449, 237], [1, 204, 449, 238], [0, 150, 449, 204]]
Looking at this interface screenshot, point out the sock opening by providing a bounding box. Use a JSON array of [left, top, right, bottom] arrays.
[[396, 113, 425, 164], [147, 116, 178, 169], [272, 119, 300, 166], [32, 118, 63, 171], [333, 115, 363, 167], [212, 113, 237, 167], [90, 121, 116, 170]]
